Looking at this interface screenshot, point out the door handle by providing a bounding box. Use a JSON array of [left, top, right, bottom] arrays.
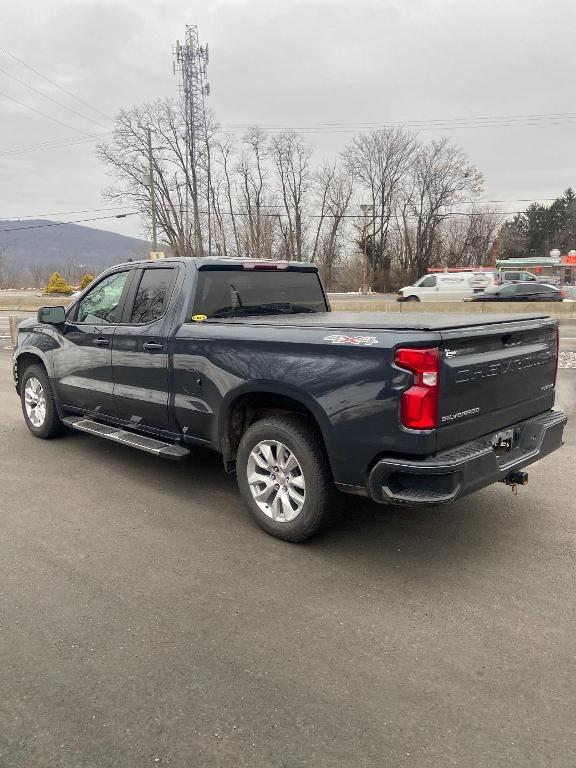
[[94, 337, 109, 347], [143, 341, 163, 352]]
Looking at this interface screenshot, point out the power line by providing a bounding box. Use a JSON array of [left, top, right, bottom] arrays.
[[237, 197, 560, 211], [220, 112, 576, 133], [195, 207, 555, 220], [1, 206, 133, 220], [230, 110, 576, 125], [0, 64, 109, 131], [0, 197, 561, 225], [225, 111, 576, 127], [0, 88, 93, 136], [0, 132, 113, 157], [449, 197, 559, 205], [0, 67, 108, 128], [0, 212, 137, 234], [3, 111, 576, 159], [0, 45, 112, 122]]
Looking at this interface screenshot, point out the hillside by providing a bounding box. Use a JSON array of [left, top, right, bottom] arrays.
[[0, 220, 152, 272]]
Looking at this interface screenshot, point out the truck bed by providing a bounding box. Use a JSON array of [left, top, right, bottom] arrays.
[[209, 311, 550, 331]]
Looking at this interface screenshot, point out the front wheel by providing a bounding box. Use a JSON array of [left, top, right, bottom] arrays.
[[20, 364, 64, 439], [404, 295, 420, 302], [236, 416, 336, 542]]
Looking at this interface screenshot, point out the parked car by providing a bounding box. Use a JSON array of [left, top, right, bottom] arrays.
[[397, 271, 498, 302], [13, 257, 566, 542], [397, 270, 544, 303], [468, 283, 564, 302], [498, 270, 539, 284]]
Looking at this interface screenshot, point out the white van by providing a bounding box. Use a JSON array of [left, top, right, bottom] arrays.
[[398, 271, 498, 302]]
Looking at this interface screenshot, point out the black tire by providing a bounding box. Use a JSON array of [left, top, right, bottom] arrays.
[[405, 295, 420, 302], [236, 415, 336, 542], [20, 364, 64, 439]]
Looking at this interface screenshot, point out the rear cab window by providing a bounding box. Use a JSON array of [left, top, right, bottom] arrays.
[[190, 267, 328, 319], [129, 267, 176, 324]]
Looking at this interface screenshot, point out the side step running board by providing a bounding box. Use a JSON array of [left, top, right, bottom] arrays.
[[63, 416, 190, 460]]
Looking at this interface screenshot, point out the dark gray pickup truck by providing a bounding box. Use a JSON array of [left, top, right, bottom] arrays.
[[13, 257, 566, 541]]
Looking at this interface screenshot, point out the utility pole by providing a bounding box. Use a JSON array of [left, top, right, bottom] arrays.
[[360, 204, 373, 294], [173, 26, 210, 257], [147, 127, 158, 252]]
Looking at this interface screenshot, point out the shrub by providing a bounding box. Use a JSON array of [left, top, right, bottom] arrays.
[[45, 272, 72, 295], [78, 274, 94, 291]]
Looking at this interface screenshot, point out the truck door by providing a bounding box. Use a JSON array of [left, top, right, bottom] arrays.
[[56, 269, 133, 415], [111, 265, 178, 431]]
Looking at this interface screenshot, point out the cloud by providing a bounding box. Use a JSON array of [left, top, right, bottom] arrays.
[[1, 0, 575, 238]]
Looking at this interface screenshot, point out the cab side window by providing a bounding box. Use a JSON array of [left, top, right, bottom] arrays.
[[130, 268, 176, 324], [420, 275, 437, 288], [76, 271, 129, 324]]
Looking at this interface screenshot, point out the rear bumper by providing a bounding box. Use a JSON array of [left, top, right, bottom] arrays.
[[368, 410, 567, 506]]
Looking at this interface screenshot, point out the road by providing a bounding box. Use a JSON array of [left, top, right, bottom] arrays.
[[0, 351, 575, 767]]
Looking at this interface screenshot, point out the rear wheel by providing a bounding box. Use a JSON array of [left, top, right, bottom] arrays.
[[236, 416, 336, 542], [20, 364, 64, 439]]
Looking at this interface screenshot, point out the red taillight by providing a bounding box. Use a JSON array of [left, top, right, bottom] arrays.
[[394, 347, 440, 430]]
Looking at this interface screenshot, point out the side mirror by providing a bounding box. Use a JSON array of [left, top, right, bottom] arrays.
[[37, 306, 66, 325]]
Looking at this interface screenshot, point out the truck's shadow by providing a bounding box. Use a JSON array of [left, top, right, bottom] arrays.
[[60, 429, 529, 576]]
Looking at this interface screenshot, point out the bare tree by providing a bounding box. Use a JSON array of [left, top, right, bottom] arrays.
[[235, 127, 273, 259], [438, 208, 502, 267], [96, 95, 492, 287], [344, 127, 416, 290], [0, 248, 8, 289], [27, 263, 48, 289], [311, 162, 353, 289], [97, 99, 216, 257], [270, 131, 313, 261], [215, 134, 242, 257], [400, 138, 483, 281]]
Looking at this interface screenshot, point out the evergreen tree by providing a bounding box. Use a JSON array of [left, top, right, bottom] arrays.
[[78, 274, 94, 290], [45, 272, 72, 294], [499, 188, 576, 258]]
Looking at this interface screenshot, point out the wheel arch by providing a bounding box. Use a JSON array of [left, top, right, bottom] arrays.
[[219, 384, 334, 473], [13, 349, 51, 394]]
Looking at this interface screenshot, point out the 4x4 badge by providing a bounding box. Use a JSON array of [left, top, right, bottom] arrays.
[[323, 335, 379, 346]]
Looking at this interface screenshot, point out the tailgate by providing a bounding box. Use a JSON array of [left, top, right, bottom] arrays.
[[437, 318, 558, 450]]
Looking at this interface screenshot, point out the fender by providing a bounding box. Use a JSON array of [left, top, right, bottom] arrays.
[[13, 327, 61, 395], [218, 380, 335, 461], [14, 342, 55, 378]]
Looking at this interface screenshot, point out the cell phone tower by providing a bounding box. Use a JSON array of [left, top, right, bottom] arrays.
[[173, 26, 211, 257]]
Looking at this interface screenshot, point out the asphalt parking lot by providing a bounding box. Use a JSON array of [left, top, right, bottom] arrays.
[[1, 351, 575, 768]]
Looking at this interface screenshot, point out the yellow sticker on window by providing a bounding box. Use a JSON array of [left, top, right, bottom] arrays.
[[191, 314, 207, 322]]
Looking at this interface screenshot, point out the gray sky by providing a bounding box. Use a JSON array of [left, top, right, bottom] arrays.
[[1, 0, 575, 239]]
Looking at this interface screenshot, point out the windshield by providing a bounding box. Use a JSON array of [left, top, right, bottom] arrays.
[[191, 268, 328, 319]]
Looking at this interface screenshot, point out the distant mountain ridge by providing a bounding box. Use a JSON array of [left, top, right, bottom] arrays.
[[0, 220, 152, 271]]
